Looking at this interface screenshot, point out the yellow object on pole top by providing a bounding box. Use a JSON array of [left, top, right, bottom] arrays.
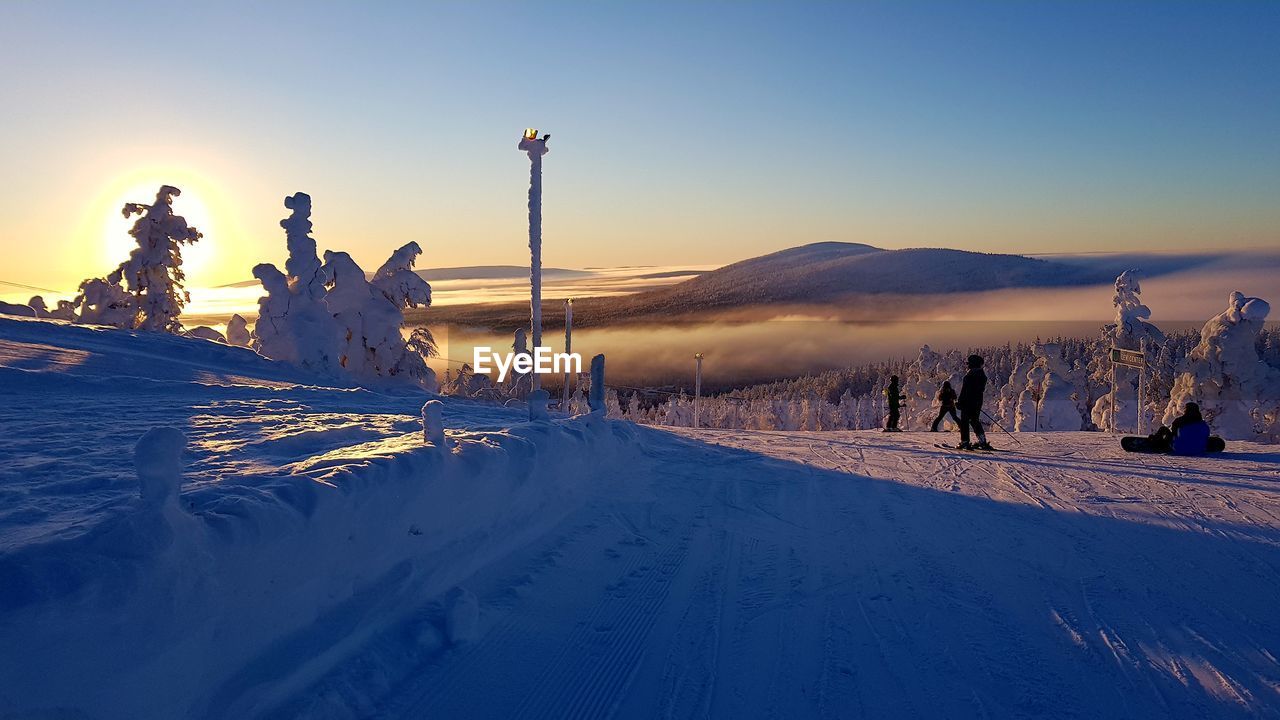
[[524, 128, 539, 140]]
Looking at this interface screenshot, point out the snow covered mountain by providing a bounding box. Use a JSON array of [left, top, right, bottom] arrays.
[[426, 241, 1116, 327], [632, 241, 1111, 309]]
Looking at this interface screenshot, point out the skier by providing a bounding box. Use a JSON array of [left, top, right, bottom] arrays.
[[930, 381, 961, 432], [957, 355, 992, 450], [1147, 402, 1211, 455], [883, 375, 906, 431]]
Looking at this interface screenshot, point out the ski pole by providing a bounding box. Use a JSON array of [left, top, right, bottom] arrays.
[[982, 410, 1022, 447]]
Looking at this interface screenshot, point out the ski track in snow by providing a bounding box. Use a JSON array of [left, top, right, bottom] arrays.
[[5, 317, 1280, 719], [293, 428, 1280, 720]]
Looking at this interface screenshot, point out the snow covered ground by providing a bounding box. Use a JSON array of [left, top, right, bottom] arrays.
[[3, 316, 1280, 719]]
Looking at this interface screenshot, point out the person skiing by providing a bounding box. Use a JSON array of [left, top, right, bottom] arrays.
[[957, 355, 992, 450], [1147, 402, 1211, 455], [930, 380, 960, 432], [883, 375, 906, 431]]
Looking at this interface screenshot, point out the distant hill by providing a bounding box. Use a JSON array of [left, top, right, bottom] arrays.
[[639, 242, 1107, 309], [416, 242, 1118, 328]]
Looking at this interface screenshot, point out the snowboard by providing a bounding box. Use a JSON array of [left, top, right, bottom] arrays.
[[1120, 436, 1226, 454]]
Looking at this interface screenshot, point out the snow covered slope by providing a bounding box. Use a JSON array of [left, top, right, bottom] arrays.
[[0, 317, 639, 718], [362, 429, 1280, 720], [3, 316, 1280, 719]]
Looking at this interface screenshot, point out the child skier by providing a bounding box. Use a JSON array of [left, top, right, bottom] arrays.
[[883, 375, 906, 431], [930, 380, 960, 432], [957, 355, 992, 450]]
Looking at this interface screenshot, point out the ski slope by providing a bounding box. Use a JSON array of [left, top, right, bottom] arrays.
[[3, 316, 1280, 719], [339, 428, 1280, 720]]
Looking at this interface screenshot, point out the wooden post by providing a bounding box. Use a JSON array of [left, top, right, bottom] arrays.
[[562, 299, 573, 410], [693, 353, 704, 429]]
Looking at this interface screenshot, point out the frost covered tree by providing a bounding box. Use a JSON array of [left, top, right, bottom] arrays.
[[905, 345, 962, 430], [74, 275, 136, 327], [253, 193, 342, 371], [444, 363, 494, 397], [72, 186, 202, 332], [252, 193, 437, 389], [369, 242, 438, 383], [1091, 271, 1164, 431], [505, 328, 533, 398], [1012, 343, 1086, 431], [322, 249, 435, 386], [283, 193, 325, 300], [119, 186, 203, 331], [1164, 292, 1279, 441]]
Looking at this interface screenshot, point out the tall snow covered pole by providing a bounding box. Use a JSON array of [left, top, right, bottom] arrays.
[[519, 128, 549, 392], [1137, 338, 1147, 436], [1109, 363, 1117, 434], [562, 298, 573, 410], [694, 353, 704, 429]]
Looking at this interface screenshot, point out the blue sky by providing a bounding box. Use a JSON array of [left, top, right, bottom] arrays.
[[1, 1, 1277, 290]]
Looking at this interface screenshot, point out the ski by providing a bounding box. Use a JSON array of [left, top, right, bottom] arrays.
[[934, 443, 1012, 454]]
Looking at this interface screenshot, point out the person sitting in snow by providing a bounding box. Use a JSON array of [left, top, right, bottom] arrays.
[[883, 375, 906, 431], [957, 355, 993, 450], [930, 381, 960, 432], [1148, 402, 1211, 455]]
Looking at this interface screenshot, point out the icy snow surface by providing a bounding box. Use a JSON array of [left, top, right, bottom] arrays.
[[3, 316, 1280, 719]]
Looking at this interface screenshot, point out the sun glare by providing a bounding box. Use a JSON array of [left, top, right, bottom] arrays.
[[90, 171, 221, 282]]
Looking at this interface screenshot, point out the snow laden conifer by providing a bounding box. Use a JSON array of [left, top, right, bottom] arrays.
[[1091, 270, 1164, 431], [253, 193, 342, 371], [252, 193, 437, 390], [1164, 292, 1279, 441], [1015, 342, 1087, 431], [323, 248, 436, 384], [72, 185, 201, 331]]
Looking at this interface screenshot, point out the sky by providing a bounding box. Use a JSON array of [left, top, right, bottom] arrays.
[[1, 1, 1277, 296]]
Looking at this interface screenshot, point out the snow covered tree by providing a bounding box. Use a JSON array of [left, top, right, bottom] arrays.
[[1014, 343, 1087, 431], [74, 274, 136, 327], [320, 249, 438, 389], [251, 193, 436, 389], [505, 328, 532, 398], [444, 363, 494, 397], [69, 185, 201, 331], [253, 193, 342, 372], [1091, 271, 1164, 431], [1164, 292, 1280, 441], [282, 192, 325, 300]]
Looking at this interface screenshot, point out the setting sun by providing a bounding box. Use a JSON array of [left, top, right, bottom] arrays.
[[82, 169, 225, 285]]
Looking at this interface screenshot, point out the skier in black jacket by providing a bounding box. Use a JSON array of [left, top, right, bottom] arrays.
[[883, 375, 906, 431], [957, 355, 992, 450], [930, 381, 960, 432]]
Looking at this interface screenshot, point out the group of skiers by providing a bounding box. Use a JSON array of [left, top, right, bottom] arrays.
[[884, 354, 992, 450], [885, 354, 1215, 455]]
